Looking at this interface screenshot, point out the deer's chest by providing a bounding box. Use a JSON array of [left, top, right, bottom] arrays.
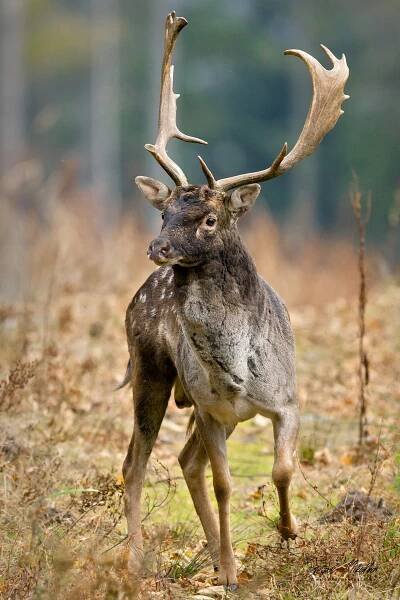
[[173, 296, 257, 423], [171, 291, 293, 424]]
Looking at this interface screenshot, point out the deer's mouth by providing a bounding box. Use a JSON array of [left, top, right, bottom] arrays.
[[147, 251, 182, 266], [149, 254, 201, 268], [147, 237, 177, 264], [152, 255, 183, 266]]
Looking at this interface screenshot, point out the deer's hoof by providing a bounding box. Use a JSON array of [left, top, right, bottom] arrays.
[[277, 514, 298, 540], [218, 564, 238, 590], [127, 556, 142, 577], [124, 543, 144, 577], [225, 583, 239, 592]]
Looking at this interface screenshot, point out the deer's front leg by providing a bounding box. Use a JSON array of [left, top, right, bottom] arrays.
[[178, 430, 220, 568], [122, 372, 171, 575], [195, 410, 237, 590], [179, 423, 236, 570]]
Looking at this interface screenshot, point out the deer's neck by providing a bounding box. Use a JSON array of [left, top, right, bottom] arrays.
[[171, 230, 264, 399], [173, 229, 261, 320]]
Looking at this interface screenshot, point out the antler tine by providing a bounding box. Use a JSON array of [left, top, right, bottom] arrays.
[[279, 45, 349, 172], [198, 142, 288, 191], [198, 155, 216, 188], [145, 11, 207, 187], [208, 44, 349, 192]]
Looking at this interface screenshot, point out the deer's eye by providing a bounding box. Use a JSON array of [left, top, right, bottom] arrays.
[[161, 212, 165, 220], [205, 216, 217, 227]]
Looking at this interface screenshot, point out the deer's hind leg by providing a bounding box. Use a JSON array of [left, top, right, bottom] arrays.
[[122, 355, 175, 574], [271, 406, 299, 540]]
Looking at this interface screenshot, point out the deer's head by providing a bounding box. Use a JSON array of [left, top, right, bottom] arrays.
[[139, 182, 260, 266], [136, 12, 349, 267]]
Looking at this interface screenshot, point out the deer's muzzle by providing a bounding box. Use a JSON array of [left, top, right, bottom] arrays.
[[148, 237, 180, 265]]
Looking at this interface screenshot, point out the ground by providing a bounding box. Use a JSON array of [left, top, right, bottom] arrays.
[[0, 204, 399, 599]]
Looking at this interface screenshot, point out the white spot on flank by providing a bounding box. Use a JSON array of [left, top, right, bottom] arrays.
[[161, 268, 170, 280], [150, 307, 157, 318], [160, 288, 165, 300], [153, 278, 159, 288], [168, 271, 174, 284], [139, 291, 146, 303], [158, 322, 167, 337], [168, 290, 173, 298]]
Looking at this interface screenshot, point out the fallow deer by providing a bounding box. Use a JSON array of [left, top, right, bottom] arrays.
[[119, 12, 349, 590]]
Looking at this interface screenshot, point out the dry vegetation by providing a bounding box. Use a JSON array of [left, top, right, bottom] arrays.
[[0, 179, 399, 599]]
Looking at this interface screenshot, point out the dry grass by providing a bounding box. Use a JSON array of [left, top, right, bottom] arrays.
[[0, 183, 399, 599]]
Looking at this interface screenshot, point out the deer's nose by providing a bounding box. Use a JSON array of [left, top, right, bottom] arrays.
[[147, 238, 172, 263]]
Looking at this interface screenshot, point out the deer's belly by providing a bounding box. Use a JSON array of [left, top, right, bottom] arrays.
[[181, 359, 258, 425], [181, 350, 295, 425], [175, 321, 294, 425], [205, 396, 258, 426]]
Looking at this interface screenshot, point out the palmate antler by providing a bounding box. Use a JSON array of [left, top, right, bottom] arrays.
[[145, 11, 207, 186], [146, 13, 349, 192], [199, 44, 350, 191]]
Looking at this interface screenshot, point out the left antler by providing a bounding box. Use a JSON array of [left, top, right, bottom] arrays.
[[145, 12, 207, 186], [199, 44, 349, 191]]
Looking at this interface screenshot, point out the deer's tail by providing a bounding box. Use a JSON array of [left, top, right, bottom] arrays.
[[186, 410, 196, 438], [114, 358, 132, 391]]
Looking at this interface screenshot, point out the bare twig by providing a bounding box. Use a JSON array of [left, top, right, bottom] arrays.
[[296, 456, 334, 507], [356, 422, 384, 559], [350, 177, 372, 449], [101, 535, 129, 555], [142, 460, 176, 522], [366, 424, 384, 498]]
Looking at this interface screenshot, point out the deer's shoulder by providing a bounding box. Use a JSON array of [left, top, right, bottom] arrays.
[[125, 266, 178, 344], [257, 276, 294, 342]]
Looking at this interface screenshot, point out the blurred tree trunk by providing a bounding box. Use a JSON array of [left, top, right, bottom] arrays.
[[0, 0, 25, 301], [0, 0, 25, 175], [90, 0, 121, 227]]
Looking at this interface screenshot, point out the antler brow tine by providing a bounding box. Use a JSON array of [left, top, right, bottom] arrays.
[[145, 11, 207, 186]]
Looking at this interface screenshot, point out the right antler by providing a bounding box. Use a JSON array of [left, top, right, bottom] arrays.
[[145, 12, 207, 186], [198, 44, 349, 191]]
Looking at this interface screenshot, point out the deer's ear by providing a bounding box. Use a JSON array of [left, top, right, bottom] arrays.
[[227, 184, 261, 217], [135, 176, 171, 210]]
